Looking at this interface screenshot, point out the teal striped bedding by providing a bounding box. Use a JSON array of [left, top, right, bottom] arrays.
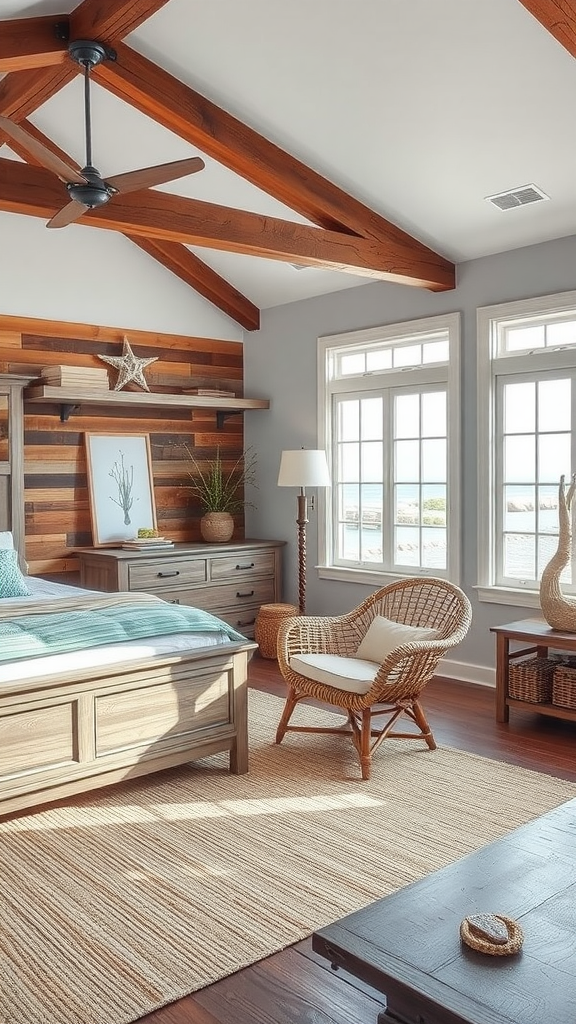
[[0, 598, 247, 664]]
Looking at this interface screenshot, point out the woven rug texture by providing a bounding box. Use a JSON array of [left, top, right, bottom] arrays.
[[0, 689, 574, 1024]]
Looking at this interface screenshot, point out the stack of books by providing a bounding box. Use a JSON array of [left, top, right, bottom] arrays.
[[40, 365, 110, 390], [121, 537, 175, 551], [182, 387, 236, 398]]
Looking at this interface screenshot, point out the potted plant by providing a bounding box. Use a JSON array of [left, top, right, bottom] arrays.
[[182, 444, 257, 542]]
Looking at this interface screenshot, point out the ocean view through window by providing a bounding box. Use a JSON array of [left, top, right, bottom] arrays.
[[318, 314, 460, 584], [477, 290, 576, 600]]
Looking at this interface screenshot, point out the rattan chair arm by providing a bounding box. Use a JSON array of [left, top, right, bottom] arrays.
[[363, 638, 455, 704], [277, 614, 349, 662]]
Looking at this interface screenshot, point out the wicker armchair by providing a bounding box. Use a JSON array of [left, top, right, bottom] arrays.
[[276, 577, 472, 780]]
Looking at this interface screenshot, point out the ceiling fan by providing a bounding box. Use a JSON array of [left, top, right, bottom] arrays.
[[0, 40, 205, 230]]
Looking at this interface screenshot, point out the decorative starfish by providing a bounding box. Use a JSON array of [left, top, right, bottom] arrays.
[[98, 336, 158, 392]]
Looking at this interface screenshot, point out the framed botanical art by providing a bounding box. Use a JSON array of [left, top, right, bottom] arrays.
[[85, 432, 157, 546]]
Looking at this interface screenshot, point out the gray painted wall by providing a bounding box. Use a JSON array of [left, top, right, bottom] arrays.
[[244, 233, 576, 682]]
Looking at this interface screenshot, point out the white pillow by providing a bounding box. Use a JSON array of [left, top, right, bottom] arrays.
[[0, 531, 14, 549], [356, 615, 439, 663]]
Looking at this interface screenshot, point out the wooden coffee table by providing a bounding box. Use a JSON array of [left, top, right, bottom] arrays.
[[313, 798, 576, 1024]]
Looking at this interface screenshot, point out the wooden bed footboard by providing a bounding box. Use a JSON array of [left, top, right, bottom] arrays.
[[0, 641, 256, 817]]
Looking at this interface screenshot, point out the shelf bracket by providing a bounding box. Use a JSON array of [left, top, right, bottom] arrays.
[[59, 403, 80, 422], [216, 410, 242, 430]]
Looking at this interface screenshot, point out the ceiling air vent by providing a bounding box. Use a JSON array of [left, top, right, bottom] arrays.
[[485, 184, 549, 211]]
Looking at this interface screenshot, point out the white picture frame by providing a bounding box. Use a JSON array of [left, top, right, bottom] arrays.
[[85, 432, 157, 547]]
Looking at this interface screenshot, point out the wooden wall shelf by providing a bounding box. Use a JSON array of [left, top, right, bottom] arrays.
[[25, 385, 270, 425]]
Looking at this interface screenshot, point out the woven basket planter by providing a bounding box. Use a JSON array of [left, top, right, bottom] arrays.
[[255, 602, 299, 659], [552, 664, 576, 709], [508, 657, 556, 703]]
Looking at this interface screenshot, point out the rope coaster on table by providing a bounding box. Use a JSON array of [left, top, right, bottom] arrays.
[[460, 913, 524, 956]]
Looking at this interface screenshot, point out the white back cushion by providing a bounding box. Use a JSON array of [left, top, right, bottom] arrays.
[[0, 531, 14, 549], [356, 615, 438, 663]]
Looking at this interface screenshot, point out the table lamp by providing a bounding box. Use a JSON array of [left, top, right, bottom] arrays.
[[278, 448, 330, 613]]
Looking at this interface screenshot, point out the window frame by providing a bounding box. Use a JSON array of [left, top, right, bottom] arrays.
[[317, 312, 461, 587], [477, 289, 576, 608]]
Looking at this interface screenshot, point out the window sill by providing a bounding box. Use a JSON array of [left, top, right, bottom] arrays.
[[475, 585, 542, 609], [318, 565, 449, 588]]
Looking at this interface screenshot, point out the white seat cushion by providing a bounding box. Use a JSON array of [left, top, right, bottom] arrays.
[[355, 615, 438, 663], [290, 653, 379, 695]]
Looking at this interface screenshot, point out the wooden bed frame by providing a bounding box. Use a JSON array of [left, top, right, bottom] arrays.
[[0, 637, 256, 818]]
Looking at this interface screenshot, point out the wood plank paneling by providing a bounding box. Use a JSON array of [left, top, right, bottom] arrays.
[[0, 314, 249, 578]]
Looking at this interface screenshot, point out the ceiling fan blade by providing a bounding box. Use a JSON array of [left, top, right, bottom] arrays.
[[106, 157, 205, 195], [46, 200, 88, 230], [0, 116, 87, 185]]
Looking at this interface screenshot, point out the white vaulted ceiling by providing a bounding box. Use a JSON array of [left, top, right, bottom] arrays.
[[1, 0, 575, 330]]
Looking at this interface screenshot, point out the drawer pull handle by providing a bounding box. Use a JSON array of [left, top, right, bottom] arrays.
[[236, 590, 255, 598], [158, 570, 180, 578], [236, 563, 255, 570], [237, 618, 256, 627]]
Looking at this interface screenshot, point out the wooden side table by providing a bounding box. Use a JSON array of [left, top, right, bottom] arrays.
[[491, 618, 576, 723]]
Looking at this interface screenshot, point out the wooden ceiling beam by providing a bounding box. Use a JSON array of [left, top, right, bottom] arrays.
[[518, 1, 576, 59], [0, 65, 78, 123], [129, 238, 260, 331], [0, 0, 171, 122], [0, 159, 454, 289], [69, 0, 172, 48], [94, 43, 455, 290], [5, 121, 258, 330], [0, 16, 68, 73]]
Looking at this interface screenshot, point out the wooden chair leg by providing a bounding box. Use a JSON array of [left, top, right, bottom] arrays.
[[360, 708, 372, 780], [276, 690, 299, 743], [412, 700, 437, 750]]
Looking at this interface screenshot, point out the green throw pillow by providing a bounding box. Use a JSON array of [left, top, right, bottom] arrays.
[[0, 548, 31, 598]]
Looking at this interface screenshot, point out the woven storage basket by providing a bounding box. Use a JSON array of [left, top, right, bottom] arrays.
[[508, 657, 555, 703], [552, 664, 576, 709], [255, 603, 299, 659]]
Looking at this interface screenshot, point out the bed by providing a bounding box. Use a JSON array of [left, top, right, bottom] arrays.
[[0, 535, 257, 817]]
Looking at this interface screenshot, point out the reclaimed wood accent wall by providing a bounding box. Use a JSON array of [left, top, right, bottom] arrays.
[[0, 315, 246, 579]]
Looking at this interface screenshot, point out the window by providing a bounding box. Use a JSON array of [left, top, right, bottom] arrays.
[[318, 314, 461, 586], [477, 290, 576, 605]]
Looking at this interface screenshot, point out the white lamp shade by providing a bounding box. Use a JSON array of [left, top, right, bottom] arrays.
[[278, 449, 330, 488]]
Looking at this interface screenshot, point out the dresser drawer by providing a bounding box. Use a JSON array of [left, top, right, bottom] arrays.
[[209, 551, 276, 581], [128, 557, 206, 591], [217, 606, 259, 638], [196, 578, 275, 613]]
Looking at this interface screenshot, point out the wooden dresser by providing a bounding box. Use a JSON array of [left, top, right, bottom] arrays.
[[77, 539, 285, 638]]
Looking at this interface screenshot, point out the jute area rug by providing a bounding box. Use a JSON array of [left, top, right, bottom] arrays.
[[0, 690, 574, 1024]]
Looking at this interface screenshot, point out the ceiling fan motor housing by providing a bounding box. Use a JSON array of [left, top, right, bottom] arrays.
[[68, 40, 116, 67], [67, 169, 116, 209]]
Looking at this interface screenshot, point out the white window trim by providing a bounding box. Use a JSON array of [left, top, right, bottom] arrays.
[[476, 288, 576, 606], [317, 312, 461, 587]]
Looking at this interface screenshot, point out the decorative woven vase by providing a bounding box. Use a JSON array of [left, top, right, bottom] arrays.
[[539, 474, 576, 631], [200, 511, 234, 543]]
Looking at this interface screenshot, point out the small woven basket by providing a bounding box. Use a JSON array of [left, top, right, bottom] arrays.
[[552, 663, 576, 709], [460, 915, 524, 957], [508, 657, 555, 703], [255, 603, 299, 659]]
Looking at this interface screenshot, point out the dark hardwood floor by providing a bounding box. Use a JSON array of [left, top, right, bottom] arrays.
[[138, 654, 576, 1024]]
